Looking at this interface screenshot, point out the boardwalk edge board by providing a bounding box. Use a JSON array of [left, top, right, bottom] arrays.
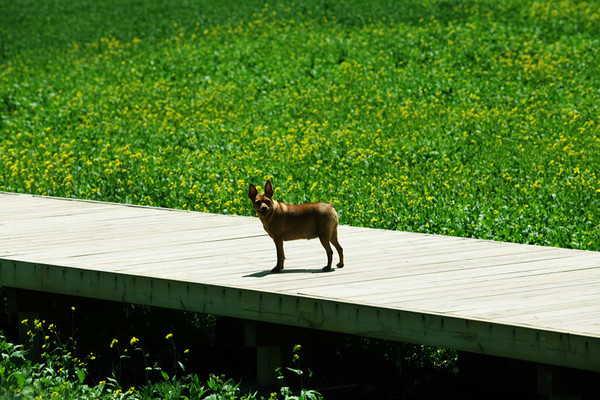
[[0, 259, 598, 372]]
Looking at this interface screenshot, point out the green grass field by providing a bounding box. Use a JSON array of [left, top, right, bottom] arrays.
[[1, 1, 600, 397], [2, 0, 600, 250]]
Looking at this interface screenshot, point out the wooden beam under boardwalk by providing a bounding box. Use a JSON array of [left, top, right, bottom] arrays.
[[1, 192, 599, 372]]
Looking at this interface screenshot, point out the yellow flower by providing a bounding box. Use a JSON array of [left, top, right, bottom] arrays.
[[130, 337, 139, 346], [110, 338, 118, 348], [165, 333, 173, 340]]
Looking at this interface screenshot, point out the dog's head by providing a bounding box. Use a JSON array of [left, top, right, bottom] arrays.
[[249, 181, 275, 217]]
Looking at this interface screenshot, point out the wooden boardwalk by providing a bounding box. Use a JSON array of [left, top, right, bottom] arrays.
[[0, 192, 599, 372]]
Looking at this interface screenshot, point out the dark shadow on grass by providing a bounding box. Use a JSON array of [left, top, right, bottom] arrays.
[[244, 268, 334, 278]]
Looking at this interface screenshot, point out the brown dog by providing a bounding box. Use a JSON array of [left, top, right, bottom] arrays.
[[248, 181, 344, 273]]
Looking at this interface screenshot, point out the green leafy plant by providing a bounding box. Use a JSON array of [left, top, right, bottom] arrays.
[[0, 318, 108, 399], [0, 334, 31, 396], [2, 0, 599, 251], [0, 319, 324, 399], [276, 345, 322, 400]]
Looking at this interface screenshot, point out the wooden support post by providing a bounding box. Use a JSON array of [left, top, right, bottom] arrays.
[[257, 345, 283, 386], [3, 288, 61, 360], [537, 364, 600, 400], [457, 351, 537, 397], [458, 354, 600, 399], [244, 320, 317, 387], [245, 320, 284, 386], [4, 288, 44, 343]]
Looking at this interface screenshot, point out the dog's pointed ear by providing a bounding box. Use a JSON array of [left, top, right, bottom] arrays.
[[249, 184, 258, 200], [265, 181, 274, 198]]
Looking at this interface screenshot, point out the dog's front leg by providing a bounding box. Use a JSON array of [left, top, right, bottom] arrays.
[[271, 237, 285, 273]]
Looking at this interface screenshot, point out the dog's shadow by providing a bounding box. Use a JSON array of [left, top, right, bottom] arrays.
[[244, 268, 333, 278]]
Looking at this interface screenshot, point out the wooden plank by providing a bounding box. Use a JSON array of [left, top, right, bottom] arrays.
[[311, 269, 600, 316], [245, 249, 597, 292], [2, 210, 250, 237], [4, 225, 266, 259]]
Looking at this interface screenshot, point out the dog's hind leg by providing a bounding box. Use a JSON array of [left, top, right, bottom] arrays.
[[319, 235, 334, 272], [330, 227, 344, 268]]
